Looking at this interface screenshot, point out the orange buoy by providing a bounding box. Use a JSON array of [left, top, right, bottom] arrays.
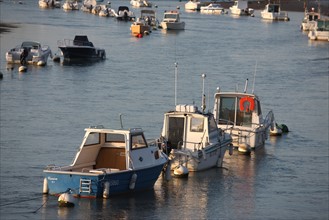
[[239, 97, 255, 112]]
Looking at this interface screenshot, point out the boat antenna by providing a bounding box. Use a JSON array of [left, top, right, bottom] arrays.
[[119, 113, 124, 129], [174, 62, 178, 106], [201, 73, 206, 113], [244, 78, 248, 93], [251, 60, 258, 94]]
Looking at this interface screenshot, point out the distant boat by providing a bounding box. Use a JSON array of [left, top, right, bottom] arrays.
[[308, 19, 329, 41], [43, 126, 168, 198], [6, 41, 52, 66], [62, 0, 79, 10], [261, 3, 289, 21], [39, 0, 61, 8], [185, 0, 201, 11], [130, 0, 152, 8], [213, 80, 275, 154], [200, 3, 225, 14], [301, 7, 321, 31], [229, 0, 254, 16], [116, 6, 136, 21], [160, 10, 185, 30], [58, 35, 106, 61]]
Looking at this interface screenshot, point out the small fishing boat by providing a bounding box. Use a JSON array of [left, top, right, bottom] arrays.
[[130, 17, 151, 37], [160, 104, 233, 172], [160, 10, 185, 30], [185, 0, 201, 11], [229, 0, 254, 16], [159, 73, 232, 172], [261, 3, 289, 21], [6, 41, 52, 66], [200, 3, 225, 14], [213, 80, 275, 154], [58, 35, 106, 61], [116, 6, 135, 21], [43, 126, 168, 198], [80, 0, 96, 12], [301, 7, 321, 31], [308, 19, 329, 41], [62, 0, 79, 10], [130, 0, 152, 8]]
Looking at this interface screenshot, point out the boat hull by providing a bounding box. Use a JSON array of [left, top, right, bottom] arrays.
[[6, 48, 52, 65], [59, 46, 106, 61], [131, 24, 150, 37], [170, 138, 231, 171], [161, 21, 185, 30], [44, 163, 166, 198]]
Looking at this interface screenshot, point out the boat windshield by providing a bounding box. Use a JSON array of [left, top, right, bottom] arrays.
[[164, 14, 178, 19], [218, 97, 252, 127], [131, 134, 147, 149]]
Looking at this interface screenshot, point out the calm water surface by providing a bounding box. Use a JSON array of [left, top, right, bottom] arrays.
[[0, 0, 328, 219]]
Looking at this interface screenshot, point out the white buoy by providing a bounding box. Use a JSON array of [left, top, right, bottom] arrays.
[[58, 192, 75, 207], [129, 173, 137, 190], [173, 165, 189, 178], [18, 66, 27, 72], [43, 178, 49, 194], [103, 181, 110, 199], [238, 143, 251, 155], [37, 60, 46, 66]]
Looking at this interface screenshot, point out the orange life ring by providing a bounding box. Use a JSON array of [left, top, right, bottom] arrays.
[[239, 97, 255, 112]]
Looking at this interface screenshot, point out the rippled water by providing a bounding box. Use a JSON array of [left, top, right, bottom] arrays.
[[0, 0, 328, 219]]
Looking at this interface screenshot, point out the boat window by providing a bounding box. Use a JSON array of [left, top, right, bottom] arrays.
[[164, 14, 177, 19], [105, 133, 125, 143], [218, 97, 236, 124], [190, 117, 204, 132], [257, 100, 262, 116], [84, 132, 100, 146], [131, 134, 147, 149]]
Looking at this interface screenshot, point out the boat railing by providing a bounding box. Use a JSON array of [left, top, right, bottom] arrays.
[[177, 140, 203, 152]]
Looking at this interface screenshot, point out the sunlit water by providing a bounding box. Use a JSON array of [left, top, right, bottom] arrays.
[[0, 0, 328, 219]]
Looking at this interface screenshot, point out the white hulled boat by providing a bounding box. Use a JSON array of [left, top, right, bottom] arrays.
[[160, 10, 185, 30], [229, 0, 254, 16], [261, 2, 289, 21], [301, 7, 321, 31], [185, 0, 201, 11], [213, 81, 275, 154], [200, 3, 225, 14], [308, 19, 329, 41]]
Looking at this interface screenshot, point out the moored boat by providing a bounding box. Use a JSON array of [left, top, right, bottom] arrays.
[[261, 2, 289, 21], [130, 0, 152, 8], [229, 0, 254, 16], [39, 0, 61, 8], [200, 3, 225, 14], [58, 35, 106, 61], [6, 41, 52, 66], [160, 10, 185, 30], [213, 80, 275, 154], [43, 126, 168, 198], [185, 0, 201, 11], [301, 7, 321, 31], [62, 0, 79, 10], [160, 104, 233, 172], [308, 19, 329, 41], [115, 6, 135, 21]]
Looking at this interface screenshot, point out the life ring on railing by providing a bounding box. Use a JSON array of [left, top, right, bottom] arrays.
[[239, 97, 255, 112]]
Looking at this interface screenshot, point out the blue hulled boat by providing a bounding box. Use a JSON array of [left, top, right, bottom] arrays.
[[43, 126, 168, 198]]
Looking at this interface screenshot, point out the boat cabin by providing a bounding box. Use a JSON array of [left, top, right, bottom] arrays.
[[73, 35, 94, 47], [161, 105, 221, 151], [65, 127, 157, 173], [213, 92, 263, 128]]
